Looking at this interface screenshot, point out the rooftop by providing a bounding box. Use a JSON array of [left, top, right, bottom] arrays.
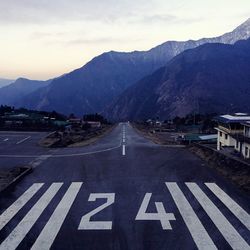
[[242, 121, 250, 127], [215, 113, 250, 123]]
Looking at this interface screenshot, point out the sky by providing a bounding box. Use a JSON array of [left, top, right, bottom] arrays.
[[0, 0, 249, 80]]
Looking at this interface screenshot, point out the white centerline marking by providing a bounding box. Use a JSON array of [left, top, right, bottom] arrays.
[[166, 182, 217, 250], [186, 182, 250, 250], [0, 183, 63, 250], [16, 136, 31, 145], [0, 183, 44, 231], [205, 183, 250, 231], [122, 145, 126, 156], [31, 182, 82, 250], [122, 125, 126, 156], [3, 138, 9, 142]]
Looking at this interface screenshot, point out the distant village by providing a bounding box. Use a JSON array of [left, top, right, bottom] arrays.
[[1, 105, 250, 161], [0, 105, 108, 132]]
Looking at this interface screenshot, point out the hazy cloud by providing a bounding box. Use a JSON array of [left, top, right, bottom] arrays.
[[1, 0, 249, 79], [65, 37, 144, 46], [30, 31, 67, 40], [131, 14, 203, 25], [0, 0, 153, 25]]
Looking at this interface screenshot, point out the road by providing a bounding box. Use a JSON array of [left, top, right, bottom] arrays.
[[0, 123, 249, 250]]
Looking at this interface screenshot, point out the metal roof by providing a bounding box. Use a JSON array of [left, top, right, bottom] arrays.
[[199, 134, 218, 140], [215, 114, 250, 123], [242, 121, 250, 127]]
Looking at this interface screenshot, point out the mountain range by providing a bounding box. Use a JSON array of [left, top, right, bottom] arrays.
[[0, 18, 250, 119], [0, 78, 51, 106], [0, 78, 14, 88], [107, 38, 250, 120]]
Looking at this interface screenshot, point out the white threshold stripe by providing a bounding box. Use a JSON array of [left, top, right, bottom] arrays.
[[16, 136, 31, 145], [205, 183, 250, 231], [165, 182, 217, 250], [31, 182, 82, 250], [0, 183, 44, 231], [122, 145, 126, 156], [186, 183, 250, 250], [0, 183, 63, 250]]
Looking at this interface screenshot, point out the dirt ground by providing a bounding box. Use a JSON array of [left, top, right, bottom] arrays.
[[0, 167, 29, 192], [40, 125, 115, 148], [189, 144, 250, 194], [132, 123, 180, 145]]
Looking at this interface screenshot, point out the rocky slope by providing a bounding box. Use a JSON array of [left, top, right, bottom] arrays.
[[107, 38, 250, 121]]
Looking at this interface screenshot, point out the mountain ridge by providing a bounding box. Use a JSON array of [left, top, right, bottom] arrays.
[[106, 38, 250, 121], [0, 78, 15, 88], [0, 78, 52, 106], [2, 18, 250, 117]]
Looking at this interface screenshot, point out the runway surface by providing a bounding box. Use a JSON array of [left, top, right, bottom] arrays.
[[0, 123, 249, 249]]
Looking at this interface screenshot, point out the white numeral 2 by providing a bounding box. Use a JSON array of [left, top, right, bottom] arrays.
[[78, 193, 115, 230], [135, 193, 175, 230]]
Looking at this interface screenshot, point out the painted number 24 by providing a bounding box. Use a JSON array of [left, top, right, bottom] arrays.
[[78, 193, 175, 230]]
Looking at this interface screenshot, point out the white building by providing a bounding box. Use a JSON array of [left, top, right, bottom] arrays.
[[234, 121, 250, 159], [215, 113, 250, 152]]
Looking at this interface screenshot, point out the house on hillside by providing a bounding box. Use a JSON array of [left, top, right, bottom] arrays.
[[215, 113, 250, 158]]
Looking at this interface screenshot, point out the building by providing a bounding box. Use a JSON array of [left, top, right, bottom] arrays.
[[234, 121, 250, 159], [215, 113, 250, 158], [180, 133, 217, 144], [83, 121, 101, 128], [145, 119, 162, 127], [68, 118, 82, 127]]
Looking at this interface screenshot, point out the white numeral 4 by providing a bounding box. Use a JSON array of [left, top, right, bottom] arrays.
[[78, 193, 115, 230], [136, 193, 175, 230]]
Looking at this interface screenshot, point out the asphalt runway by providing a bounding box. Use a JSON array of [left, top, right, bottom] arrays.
[[0, 124, 249, 249]]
